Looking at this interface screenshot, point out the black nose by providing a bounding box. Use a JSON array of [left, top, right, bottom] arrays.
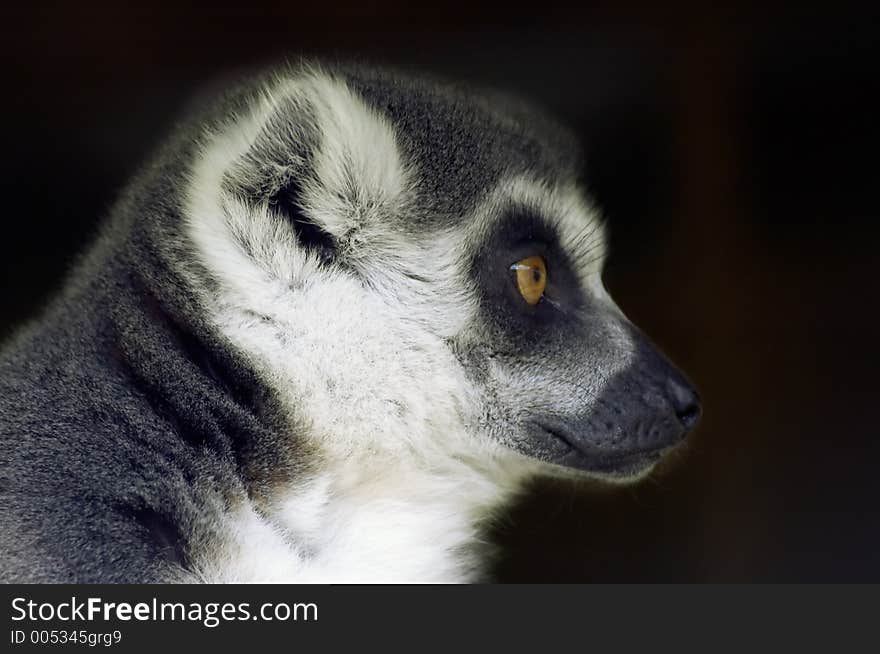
[[666, 375, 702, 430]]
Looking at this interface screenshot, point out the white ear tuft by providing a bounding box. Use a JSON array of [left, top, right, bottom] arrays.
[[296, 73, 412, 241], [183, 68, 412, 297]]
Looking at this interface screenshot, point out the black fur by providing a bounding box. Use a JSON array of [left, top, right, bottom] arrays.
[[0, 59, 698, 582]]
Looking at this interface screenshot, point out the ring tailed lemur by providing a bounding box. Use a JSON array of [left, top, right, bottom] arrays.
[[0, 62, 701, 583]]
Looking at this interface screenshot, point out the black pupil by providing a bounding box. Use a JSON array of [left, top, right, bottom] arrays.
[[532, 268, 542, 283]]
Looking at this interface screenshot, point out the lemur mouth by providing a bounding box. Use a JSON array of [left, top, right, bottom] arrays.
[[531, 421, 675, 476]]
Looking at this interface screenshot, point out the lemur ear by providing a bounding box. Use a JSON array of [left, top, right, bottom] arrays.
[[185, 70, 412, 288], [272, 174, 337, 264], [217, 71, 410, 260], [297, 73, 412, 247]]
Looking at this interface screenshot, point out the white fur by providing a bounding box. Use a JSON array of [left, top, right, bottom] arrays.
[[183, 70, 543, 583], [181, 69, 636, 583]]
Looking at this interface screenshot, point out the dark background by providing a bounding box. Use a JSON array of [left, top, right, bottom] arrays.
[[2, 2, 877, 581]]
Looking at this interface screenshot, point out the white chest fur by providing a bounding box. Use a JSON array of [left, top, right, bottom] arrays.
[[192, 461, 523, 584]]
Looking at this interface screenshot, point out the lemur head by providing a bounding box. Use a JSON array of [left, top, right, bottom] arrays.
[[182, 63, 700, 482]]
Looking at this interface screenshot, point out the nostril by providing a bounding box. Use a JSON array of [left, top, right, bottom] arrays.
[[677, 400, 701, 430], [666, 376, 702, 430]]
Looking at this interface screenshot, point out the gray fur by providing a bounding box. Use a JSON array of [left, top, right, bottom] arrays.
[[0, 60, 699, 582]]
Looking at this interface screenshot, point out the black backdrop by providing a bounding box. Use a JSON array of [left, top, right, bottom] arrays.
[[2, 2, 878, 581]]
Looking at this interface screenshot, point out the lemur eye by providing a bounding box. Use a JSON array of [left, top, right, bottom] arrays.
[[510, 255, 547, 306]]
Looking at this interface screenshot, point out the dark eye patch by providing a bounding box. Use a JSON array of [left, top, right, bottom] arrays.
[[471, 207, 586, 339]]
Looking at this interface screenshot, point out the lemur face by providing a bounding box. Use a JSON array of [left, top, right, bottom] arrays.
[[462, 205, 700, 478], [183, 66, 700, 481]]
